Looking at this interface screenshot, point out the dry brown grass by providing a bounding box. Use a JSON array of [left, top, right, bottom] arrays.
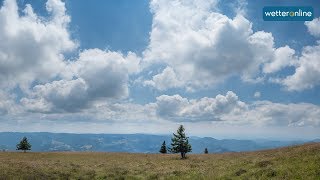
[[0, 143, 319, 179]]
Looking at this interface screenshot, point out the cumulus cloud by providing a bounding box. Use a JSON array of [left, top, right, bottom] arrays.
[[4, 87, 320, 128], [266, 17, 320, 91], [22, 49, 141, 113], [155, 91, 247, 121], [263, 46, 297, 74], [275, 18, 320, 91], [153, 91, 320, 127], [305, 17, 320, 37], [72, 91, 320, 128], [281, 43, 320, 91], [243, 101, 320, 127], [143, 0, 295, 90], [0, 0, 141, 113], [0, 0, 77, 90], [21, 79, 88, 112], [144, 66, 183, 91], [155, 94, 189, 119]]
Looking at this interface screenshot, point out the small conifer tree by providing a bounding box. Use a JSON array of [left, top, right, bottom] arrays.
[[170, 125, 192, 159], [159, 141, 167, 154], [204, 148, 208, 154], [16, 137, 31, 153]]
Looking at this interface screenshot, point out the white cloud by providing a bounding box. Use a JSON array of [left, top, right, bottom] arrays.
[[144, 66, 183, 90], [254, 91, 261, 98], [243, 101, 320, 127], [142, 0, 295, 90], [262, 17, 320, 91], [152, 92, 320, 127], [84, 91, 320, 128], [0, 90, 22, 115], [3, 88, 320, 129], [263, 46, 296, 74], [65, 49, 139, 97], [21, 78, 88, 113], [0, 0, 77, 90], [155, 91, 247, 122], [0, 0, 142, 113], [281, 43, 320, 91], [305, 17, 320, 37], [22, 49, 141, 113], [155, 94, 189, 119], [276, 18, 320, 91]]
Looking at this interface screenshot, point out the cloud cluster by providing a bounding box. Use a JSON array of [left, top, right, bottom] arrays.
[[263, 46, 296, 74], [281, 43, 320, 91], [244, 101, 320, 127], [153, 91, 320, 127], [278, 18, 320, 91], [3, 86, 320, 128], [305, 17, 320, 38], [0, 0, 76, 90], [0, 0, 141, 113], [155, 91, 247, 121], [143, 0, 296, 90], [0, 0, 319, 132], [142, 0, 320, 92], [22, 49, 141, 113], [9, 89, 320, 128], [143, 67, 183, 90]]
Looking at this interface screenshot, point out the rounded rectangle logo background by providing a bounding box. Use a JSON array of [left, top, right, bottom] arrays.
[[263, 6, 314, 21]]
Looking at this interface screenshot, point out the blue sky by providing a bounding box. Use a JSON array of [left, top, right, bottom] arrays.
[[0, 0, 319, 140]]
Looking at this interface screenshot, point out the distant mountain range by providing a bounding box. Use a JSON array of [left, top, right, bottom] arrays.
[[0, 132, 318, 153]]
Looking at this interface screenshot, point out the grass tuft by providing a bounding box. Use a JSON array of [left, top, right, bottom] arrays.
[[235, 168, 247, 176], [257, 160, 273, 168]]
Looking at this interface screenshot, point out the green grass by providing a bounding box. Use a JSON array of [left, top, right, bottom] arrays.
[[0, 143, 319, 179]]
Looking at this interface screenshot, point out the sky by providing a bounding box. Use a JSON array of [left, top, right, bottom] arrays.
[[0, 0, 319, 140]]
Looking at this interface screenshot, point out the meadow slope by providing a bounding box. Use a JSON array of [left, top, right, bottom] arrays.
[[0, 143, 319, 179]]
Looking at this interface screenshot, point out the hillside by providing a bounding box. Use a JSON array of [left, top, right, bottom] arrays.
[[0, 132, 309, 153], [0, 143, 319, 179]]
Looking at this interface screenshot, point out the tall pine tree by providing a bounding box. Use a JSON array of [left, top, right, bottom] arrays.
[[16, 137, 31, 153], [170, 125, 192, 159], [159, 141, 167, 154]]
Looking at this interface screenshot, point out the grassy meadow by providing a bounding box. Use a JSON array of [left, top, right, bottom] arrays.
[[0, 143, 319, 179]]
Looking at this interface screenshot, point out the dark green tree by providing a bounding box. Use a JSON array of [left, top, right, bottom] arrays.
[[204, 148, 208, 154], [159, 141, 167, 154], [16, 137, 31, 153], [170, 125, 192, 159]]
